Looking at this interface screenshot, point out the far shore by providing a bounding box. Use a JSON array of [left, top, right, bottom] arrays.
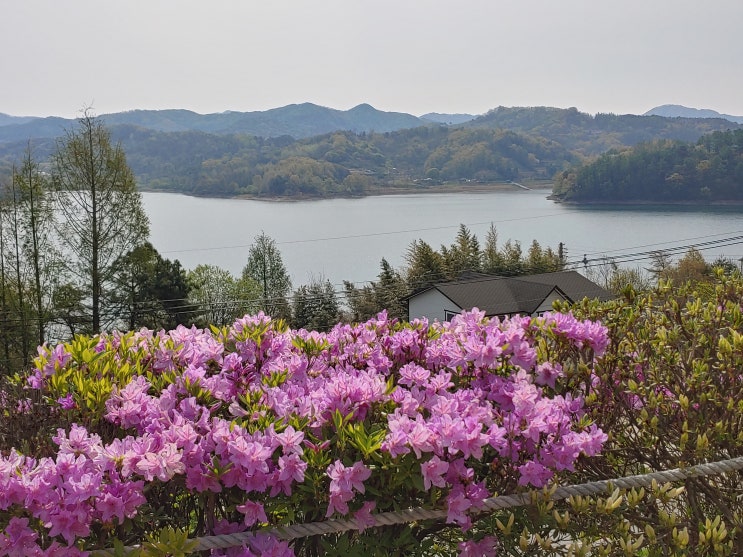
[[140, 181, 743, 207], [552, 197, 743, 207], [138, 179, 554, 202], [230, 179, 555, 202]]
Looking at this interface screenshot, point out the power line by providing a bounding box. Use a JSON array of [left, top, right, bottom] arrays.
[[158, 213, 567, 255], [567, 235, 743, 270], [4, 230, 743, 332], [578, 230, 743, 258]]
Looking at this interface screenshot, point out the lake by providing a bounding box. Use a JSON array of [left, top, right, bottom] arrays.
[[143, 189, 743, 288]]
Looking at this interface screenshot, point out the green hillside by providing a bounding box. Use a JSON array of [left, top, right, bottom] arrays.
[[110, 125, 574, 197], [552, 129, 743, 202], [465, 106, 741, 155]]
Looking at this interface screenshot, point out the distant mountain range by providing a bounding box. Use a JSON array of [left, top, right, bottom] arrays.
[[643, 104, 743, 124], [1, 102, 741, 200], [0, 103, 427, 143], [1, 102, 740, 145]]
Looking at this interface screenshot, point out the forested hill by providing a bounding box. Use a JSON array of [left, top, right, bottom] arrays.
[[1, 104, 741, 199], [552, 129, 743, 202], [114, 125, 574, 197], [463, 106, 741, 155]]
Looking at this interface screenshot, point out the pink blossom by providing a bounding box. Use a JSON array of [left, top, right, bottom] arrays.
[[458, 536, 498, 557], [517, 460, 554, 487], [247, 533, 295, 557], [8, 308, 610, 550], [227, 436, 273, 477], [134, 443, 185, 481], [0, 518, 39, 557], [354, 501, 376, 532], [275, 426, 304, 455], [57, 393, 75, 410], [420, 456, 449, 490], [398, 363, 431, 387], [237, 500, 268, 527], [446, 488, 473, 528], [278, 453, 307, 485], [326, 460, 371, 517], [534, 362, 563, 388], [44, 504, 91, 545]]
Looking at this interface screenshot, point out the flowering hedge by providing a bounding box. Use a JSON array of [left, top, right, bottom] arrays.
[[559, 275, 743, 555], [0, 309, 610, 556]]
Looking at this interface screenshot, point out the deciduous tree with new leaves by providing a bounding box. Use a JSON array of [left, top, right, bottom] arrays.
[[187, 264, 261, 327], [52, 111, 149, 333]]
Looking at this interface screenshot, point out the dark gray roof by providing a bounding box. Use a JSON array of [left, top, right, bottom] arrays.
[[513, 271, 614, 302], [418, 271, 612, 316]]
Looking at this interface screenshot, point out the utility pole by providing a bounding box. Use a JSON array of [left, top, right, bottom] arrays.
[[558, 242, 568, 268]]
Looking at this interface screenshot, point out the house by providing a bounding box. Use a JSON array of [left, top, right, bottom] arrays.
[[405, 271, 612, 322]]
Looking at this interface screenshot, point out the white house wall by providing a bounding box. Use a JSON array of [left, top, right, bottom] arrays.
[[408, 289, 462, 322], [534, 291, 566, 315]]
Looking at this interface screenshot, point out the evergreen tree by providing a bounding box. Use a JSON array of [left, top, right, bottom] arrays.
[[404, 239, 446, 290], [109, 243, 191, 330], [292, 278, 340, 332], [374, 258, 408, 320], [501, 240, 524, 276], [525, 240, 563, 274], [343, 280, 379, 323], [344, 259, 408, 323], [242, 232, 292, 320], [49, 283, 88, 339], [441, 224, 481, 277], [481, 223, 506, 274]]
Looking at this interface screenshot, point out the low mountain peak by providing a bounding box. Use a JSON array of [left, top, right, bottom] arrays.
[[644, 104, 743, 124], [349, 103, 377, 112]]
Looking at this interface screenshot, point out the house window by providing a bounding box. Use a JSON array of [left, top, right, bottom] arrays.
[[444, 310, 458, 321]]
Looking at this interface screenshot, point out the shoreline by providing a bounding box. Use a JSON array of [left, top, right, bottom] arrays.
[[141, 180, 555, 202], [552, 197, 743, 207], [140, 182, 743, 207]]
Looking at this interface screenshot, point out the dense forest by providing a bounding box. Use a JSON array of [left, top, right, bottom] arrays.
[[464, 106, 742, 155], [0, 125, 574, 197], [552, 129, 743, 202]]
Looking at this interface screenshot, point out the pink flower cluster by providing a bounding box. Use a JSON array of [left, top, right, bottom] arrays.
[[6, 309, 609, 555], [326, 460, 371, 517], [0, 425, 145, 555], [381, 312, 607, 528]]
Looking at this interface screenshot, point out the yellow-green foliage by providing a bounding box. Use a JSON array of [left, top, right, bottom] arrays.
[[549, 272, 743, 555]]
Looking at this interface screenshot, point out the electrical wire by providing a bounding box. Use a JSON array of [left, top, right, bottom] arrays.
[[2, 230, 743, 330], [158, 213, 567, 255]]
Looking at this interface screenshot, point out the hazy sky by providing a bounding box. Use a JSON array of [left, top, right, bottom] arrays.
[[3, 0, 743, 119]]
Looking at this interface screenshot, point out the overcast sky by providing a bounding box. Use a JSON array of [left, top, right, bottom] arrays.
[[3, 0, 743, 119]]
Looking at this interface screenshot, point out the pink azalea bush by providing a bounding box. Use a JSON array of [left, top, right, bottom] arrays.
[[0, 309, 609, 556]]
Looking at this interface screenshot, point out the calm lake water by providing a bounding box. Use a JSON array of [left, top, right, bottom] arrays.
[[143, 190, 743, 287]]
